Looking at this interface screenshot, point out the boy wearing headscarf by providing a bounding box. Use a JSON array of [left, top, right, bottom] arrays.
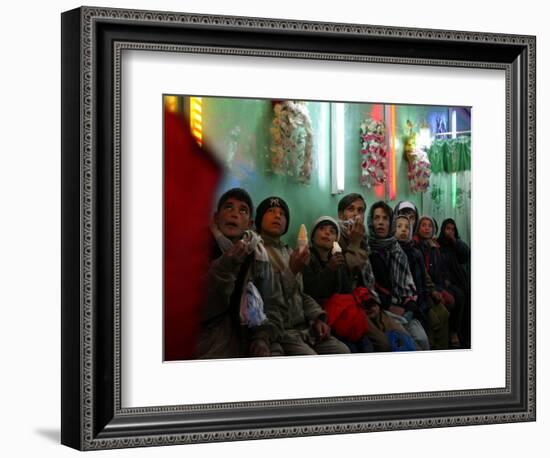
[[367, 201, 430, 350], [415, 215, 464, 348], [438, 218, 470, 347], [256, 197, 350, 356], [195, 188, 282, 359], [438, 218, 470, 290], [395, 214, 449, 349]]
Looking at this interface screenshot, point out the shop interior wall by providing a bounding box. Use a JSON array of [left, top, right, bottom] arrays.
[[200, 96, 467, 244]]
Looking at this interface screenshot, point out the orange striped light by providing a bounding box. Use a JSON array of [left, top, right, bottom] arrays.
[[189, 97, 203, 147]]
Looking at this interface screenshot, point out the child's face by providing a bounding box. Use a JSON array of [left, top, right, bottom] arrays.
[[339, 199, 366, 222], [260, 206, 287, 238], [400, 208, 416, 229], [373, 207, 390, 238], [418, 218, 434, 239], [444, 223, 456, 239], [395, 218, 410, 241], [313, 223, 338, 251], [215, 197, 252, 241]]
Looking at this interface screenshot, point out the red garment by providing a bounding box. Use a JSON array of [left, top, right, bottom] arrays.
[[164, 109, 222, 361], [323, 287, 372, 342]]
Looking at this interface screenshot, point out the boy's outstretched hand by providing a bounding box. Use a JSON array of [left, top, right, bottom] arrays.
[[328, 252, 346, 271], [313, 319, 330, 342], [349, 218, 366, 248], [289, 246, 310, 275], [224, 240, 248, 264]]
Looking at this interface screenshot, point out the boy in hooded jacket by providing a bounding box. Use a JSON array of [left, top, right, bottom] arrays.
[[303, 216, 373, 352], [438, 218, 470, 347], [195, 188, 282, 359]]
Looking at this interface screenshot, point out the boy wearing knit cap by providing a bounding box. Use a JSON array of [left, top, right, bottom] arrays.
[[302, 216, 351, 304], [303, 216, 374, 353], [195, 188, 282, 359], [256, 197, 350, 356]]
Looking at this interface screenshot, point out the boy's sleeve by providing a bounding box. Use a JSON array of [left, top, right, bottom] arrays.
[[252, 261, 286, 343], [202, 253, 242, 322], [343, 246, 369, 272], [455, 240, 470, 264], [276, 246, 303, 295], [301, 291, 327, 323], [424, 269, 436, 293]]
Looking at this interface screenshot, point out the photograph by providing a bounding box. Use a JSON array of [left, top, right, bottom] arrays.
[[56, 2, 537, 452], [1, 0, 547, 457], [163, 95, 472, 361]]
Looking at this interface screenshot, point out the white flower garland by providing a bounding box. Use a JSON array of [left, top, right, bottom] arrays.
[[269, 101, 313, 183], [359, 118, 388, 188]]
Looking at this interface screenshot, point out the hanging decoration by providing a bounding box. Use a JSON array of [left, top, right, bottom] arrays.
[[428, 136, 471, 173], [269, 101, 313, 184], [403, 120, 431, 193], [359, 117, 388, 188]]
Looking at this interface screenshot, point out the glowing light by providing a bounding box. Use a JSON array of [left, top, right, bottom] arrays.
[[189, 97, 203, 147], [164, 95, 179, 113], [451, 109, 457, 208], [451, 109, 457, 138], [418, 121, 432, 151], [370, 104, 383, 122], [374, 183, 385, 199], [317, 103, 329, 188], [331, 103, 345, 194], [390, 104, 397, 201]]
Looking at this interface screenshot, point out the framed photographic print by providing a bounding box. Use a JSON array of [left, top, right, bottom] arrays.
[[61, 5, 536, 451]]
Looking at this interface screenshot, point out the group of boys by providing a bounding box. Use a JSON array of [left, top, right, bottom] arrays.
[[194, 187, 470, 359]]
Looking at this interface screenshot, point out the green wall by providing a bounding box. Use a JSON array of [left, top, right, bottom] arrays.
[[200, 96, 462, 245]]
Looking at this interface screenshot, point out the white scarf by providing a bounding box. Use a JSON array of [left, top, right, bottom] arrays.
[[210, 224, 269, 262], [209, 224, 269, 327]]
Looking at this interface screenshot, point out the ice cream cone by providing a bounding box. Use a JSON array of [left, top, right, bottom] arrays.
[[297, 224, 308, 252]]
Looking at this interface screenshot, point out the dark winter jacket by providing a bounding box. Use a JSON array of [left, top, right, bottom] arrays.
[[302, 246, 353, 305], [195, 234, 282, 359], [437, 218, 470, 292]]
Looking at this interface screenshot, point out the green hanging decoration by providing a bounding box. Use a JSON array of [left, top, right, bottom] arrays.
[[428, 136, 471, 173]]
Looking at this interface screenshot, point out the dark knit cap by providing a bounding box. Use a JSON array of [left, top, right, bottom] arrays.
[[217, 187, 254, 217], [255, 196, 290, 234]]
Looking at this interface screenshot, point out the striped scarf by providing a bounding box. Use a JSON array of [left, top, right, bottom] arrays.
[[368, 236, 417, 299], [367, 205, 416, 299]]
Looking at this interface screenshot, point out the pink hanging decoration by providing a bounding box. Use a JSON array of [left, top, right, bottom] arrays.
[[359, 118, 388, 188]]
